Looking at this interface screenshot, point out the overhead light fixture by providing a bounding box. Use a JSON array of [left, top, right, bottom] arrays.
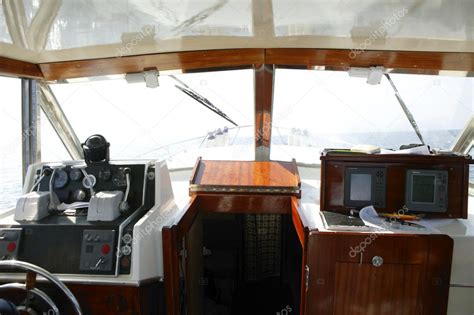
[[125, 69, 160, 88], [348, 66, 385, 85]]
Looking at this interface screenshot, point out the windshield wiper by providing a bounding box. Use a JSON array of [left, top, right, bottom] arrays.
[[171, 75, 238, 127], [385, 73, 425, 145]]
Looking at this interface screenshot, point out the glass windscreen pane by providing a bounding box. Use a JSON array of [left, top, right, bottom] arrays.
[[49, 69, 255, 169], [271, 69, 474, 164], [40, 110, 71, 162], [26, 0, 252, 51], [273, 0, 474, 42], [0, 77, 22, 212]]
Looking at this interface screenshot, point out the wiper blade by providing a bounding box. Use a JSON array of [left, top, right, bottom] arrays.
[[385, 73, 425, 145], [171, 75, 238, 127]]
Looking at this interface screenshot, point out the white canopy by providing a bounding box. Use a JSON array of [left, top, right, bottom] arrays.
[[0, 0, 473, 63]]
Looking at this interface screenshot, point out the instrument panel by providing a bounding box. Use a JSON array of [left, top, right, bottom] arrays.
[[36, 163, 150, 211]]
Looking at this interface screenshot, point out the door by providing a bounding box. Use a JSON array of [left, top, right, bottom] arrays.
[[303, 233, 452, 315], [162, 196, 203, 315]]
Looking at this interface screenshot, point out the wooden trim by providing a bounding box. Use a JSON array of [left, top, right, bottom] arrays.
[[196, 194, 292, 214], [162, 196, 199, 315], [162, 225, 180, 315], [266, 48, 474, 72], [423, 235, 453, 315], [254, 64, 274, 158], [4, 48, 474, 81], [39, 49, 265, 81], [291, 197, 306, 247], [189, 157, 202, 187], [0, 56, 43, 79], [175, 196, 200, 239]]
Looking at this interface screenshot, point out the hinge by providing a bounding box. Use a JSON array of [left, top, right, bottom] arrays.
[[305, 265, 310, 291], [179, 248, 187, 259], [179, 238, 187, 259]]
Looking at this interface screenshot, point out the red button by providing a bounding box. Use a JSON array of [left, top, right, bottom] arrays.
[[7, 242, 16, 252], [101, 244, 111, 255]]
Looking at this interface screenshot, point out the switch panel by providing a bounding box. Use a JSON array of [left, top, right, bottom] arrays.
[[0, 228, 22, 260], [79, 230, 115, 272]]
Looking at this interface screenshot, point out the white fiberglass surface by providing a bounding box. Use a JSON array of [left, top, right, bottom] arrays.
[[46, 69, 255, 168], [271, 69, 474, 165]]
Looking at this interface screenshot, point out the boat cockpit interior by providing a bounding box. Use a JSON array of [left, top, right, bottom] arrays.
[[0, 1, 473, 314]]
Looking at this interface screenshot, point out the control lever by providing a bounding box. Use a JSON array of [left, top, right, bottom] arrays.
[[119, 168, 131, 212], [48, 166, 63, 211], [30, 167, 51, 192], [73, 164, 95, 197], [94, 257, 106, 269]]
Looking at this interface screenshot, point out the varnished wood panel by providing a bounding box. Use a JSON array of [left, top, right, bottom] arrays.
[[29, 48, 474, 81], [304, 232, 453, 315], [255, 64, 274, 154], [336, 234, 429, 265], [334, 263, 422, 315], [196, 193, 292, 214], [40, 49, 264, 81], [305, 232, 338, 315], [320, 154, 471, 218], [267, 48, 474, 72], [0, 56, 43, 79], [191, 159, 300, 189], [163, 196, 201, 315], [422, 235, 453, 315]]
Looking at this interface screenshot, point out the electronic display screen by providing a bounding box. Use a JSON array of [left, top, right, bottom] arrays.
[[350, 174, 372, 201], [412, 174, 435, 203]]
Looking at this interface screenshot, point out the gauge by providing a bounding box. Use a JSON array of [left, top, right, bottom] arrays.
[[73, 189, 87, 201], [99, 168, 112, 181], [53, 170, 69, 189], [69, 168, 83, 181], [112, 168, 127, 188], [82, 174, 97, 189]]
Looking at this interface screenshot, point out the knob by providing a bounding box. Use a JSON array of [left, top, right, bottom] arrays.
[[372, 256, 384, 267], [99, 169, 112, 181], [121, 245, 132, 256], [82, 174, 97, 189], [69, 168, 83, 181], [122, 233, 132, 245], [73, 189, 87, 201]]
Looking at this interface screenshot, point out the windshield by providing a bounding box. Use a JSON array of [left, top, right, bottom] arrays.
[[271, 69, 474, 164], [42, 68, 473, 169], [45, 69, 256, 168]]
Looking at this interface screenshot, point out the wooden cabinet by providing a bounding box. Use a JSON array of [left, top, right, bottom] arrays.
[[162, 160, 454, 315], [303, 233, 453, 315]]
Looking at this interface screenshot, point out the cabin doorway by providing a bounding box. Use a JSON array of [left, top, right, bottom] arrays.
[[162, 195, 304, 315]]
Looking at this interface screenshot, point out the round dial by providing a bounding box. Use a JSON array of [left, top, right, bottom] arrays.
[[82, 174, 97, 189], [69, 168, 83, 181], [73, 189, 87, 201], [112, 169, 127, 188], [53, 170, 68, 189], [99, 168, 112, 181]]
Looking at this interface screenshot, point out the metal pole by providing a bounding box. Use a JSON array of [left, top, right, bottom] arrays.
[[38, 82, 84, 160], [21, 79, 41, 182]]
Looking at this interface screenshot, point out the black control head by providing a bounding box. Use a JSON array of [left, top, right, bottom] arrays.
[[82, 134, 110, 164]]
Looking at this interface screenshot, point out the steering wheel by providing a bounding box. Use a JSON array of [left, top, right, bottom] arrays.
[[0, 260, 82, 315]]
